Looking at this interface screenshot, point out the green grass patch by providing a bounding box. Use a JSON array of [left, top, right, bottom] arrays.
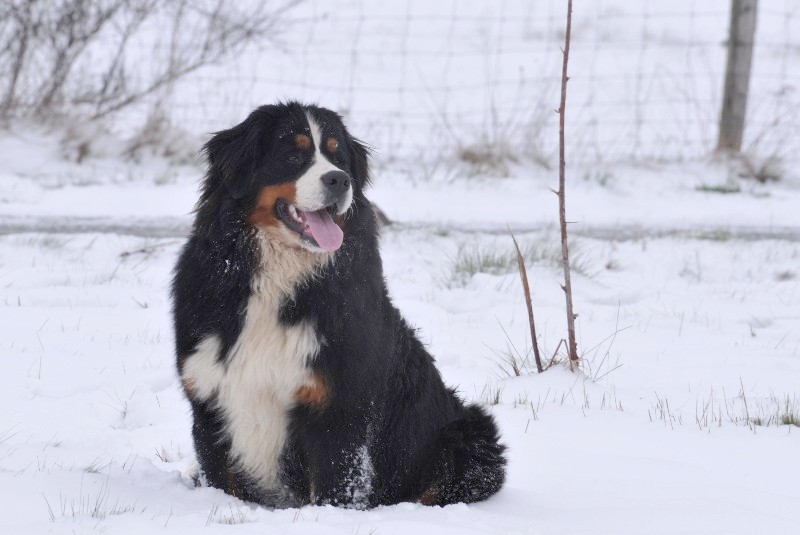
[[695, 183, 741, 194], [446, 239, 593, 287]]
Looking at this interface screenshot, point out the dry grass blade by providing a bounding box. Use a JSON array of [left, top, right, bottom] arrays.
[[548, 339, 565, 369], [509, 230, 543, 373]]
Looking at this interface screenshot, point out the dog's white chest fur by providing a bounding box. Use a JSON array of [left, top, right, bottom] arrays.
[[181, 239, 322, 487]]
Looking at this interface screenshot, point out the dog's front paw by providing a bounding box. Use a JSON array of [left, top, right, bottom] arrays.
[[180, 460, 202, 488]]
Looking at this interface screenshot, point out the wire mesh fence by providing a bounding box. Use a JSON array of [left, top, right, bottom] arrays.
[[109, 0, 800, 169]]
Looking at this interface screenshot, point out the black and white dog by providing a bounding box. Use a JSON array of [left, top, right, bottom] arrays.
[[172, 102, 506, 508]]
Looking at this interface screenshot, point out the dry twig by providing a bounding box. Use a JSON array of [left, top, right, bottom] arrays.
[[509, 231, 543, 373], [557, 0, 579, 371]]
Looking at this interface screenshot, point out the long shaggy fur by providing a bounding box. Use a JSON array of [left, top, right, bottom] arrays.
[[172, 101, 506, 508]]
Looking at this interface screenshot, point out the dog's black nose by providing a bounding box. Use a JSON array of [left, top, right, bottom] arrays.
[[320, 170, 350, 196]]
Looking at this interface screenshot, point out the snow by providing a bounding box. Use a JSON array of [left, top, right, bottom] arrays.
[[1, 1, 800, 534], [1, 226, 798, 534]]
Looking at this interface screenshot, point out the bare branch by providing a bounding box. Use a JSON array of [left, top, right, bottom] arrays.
[[0, 0, 301, 122], [548, 339, 566, 370], [557, 0, 579, 371], [1, 1, 36, 117]]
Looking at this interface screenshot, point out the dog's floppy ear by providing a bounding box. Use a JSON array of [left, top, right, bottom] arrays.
[[347, 136, 371, 189], [203, 109, 271, 200]]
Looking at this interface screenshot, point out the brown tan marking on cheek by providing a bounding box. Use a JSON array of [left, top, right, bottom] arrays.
[[295, 134, 311, 150], [294, 372, 329, 408], [248, 182, 298, 228], [326, 137, 339, 153]]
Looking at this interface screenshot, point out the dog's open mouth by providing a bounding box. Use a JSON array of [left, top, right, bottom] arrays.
[[276, 198, 343, 252]]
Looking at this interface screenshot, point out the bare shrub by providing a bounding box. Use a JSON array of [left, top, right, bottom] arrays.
[[738, 154, 783, 183], [425, 61, 554, 178], [123, 105, 201, 164], [0, 0, 299, 123], [556, 0, 579, 371], [453, 104, 553, 177]]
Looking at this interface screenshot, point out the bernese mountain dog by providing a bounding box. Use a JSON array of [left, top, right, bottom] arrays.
[[172, 101, 506, 508]]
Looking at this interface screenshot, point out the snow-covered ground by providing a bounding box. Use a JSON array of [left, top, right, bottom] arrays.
[[2, 1, 800, 534], [2, 140, 799, 534]]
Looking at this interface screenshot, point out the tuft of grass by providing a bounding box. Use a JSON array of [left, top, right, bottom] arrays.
[[206, 504, 219, 527], [103, 389, 136, 425], [479, 384, 503, 406], [697, 230, 733, 242], [488, 321, 578, 380], [452, 103, 553, 177], [581, 303, 627, 383], [582, 168, 614, 187], [218, 504, 249, 525], [447, 239, 593, 287], [154, 443, 182, 463], [487, 320, 565, 378], [457, 144, 521, 177], [513, 392, 530, 407], [734, 387, 800, 430], [693, 387, 800, 432], [490, 344, 530, 378], [757, 393, 800, 428], [46, 470, 146, 522], [649, 393, 682, 429], [695, 183, 741, 194], [206, 503, 249, 526], [84, 458, 111, 474], [15, 234, 72, 250], [781, 412, 799, 426], [452, 244, 522, 279]]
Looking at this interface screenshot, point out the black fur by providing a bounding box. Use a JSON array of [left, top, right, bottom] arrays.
[[172, 101, 506, 508]]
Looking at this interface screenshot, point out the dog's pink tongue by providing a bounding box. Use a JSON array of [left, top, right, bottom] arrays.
[[303, 209, 343, 251]]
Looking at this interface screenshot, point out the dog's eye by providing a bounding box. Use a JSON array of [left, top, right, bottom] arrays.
[[326, 137, 339, 153], [288, 155, 301, 165]]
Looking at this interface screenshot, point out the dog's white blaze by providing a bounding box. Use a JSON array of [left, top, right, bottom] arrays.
[[295, 113, 353, 215], [181, 236, 324, 488]]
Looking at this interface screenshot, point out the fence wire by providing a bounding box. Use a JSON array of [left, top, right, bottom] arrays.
[[119, 0, 800, 169]]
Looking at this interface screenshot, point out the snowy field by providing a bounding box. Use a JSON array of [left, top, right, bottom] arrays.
[[2, 1, 800, 534]]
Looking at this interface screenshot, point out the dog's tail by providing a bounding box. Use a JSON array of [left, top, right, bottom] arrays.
[[420, 404, 507, 505]]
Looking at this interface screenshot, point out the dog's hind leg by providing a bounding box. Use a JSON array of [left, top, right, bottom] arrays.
[[418, 405, 507, 506]]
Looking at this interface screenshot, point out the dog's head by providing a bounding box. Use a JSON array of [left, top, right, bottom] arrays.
[[203, 102, 369, 253]]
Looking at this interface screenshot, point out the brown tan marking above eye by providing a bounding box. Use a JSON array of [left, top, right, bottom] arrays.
[[326, 137, 339, 153], [295, 134, 311, 150]]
